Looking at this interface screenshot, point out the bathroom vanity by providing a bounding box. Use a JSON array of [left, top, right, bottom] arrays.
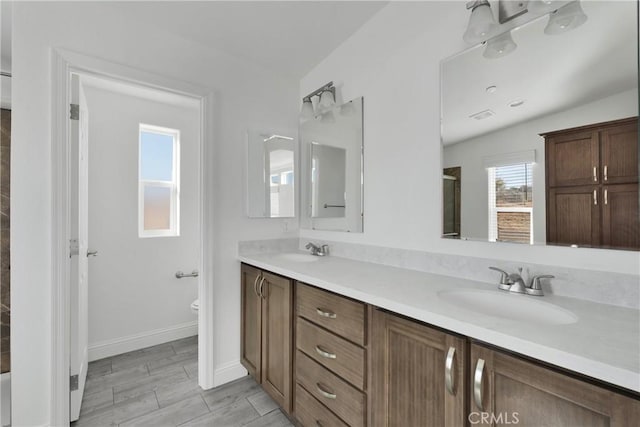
[[239, 253, 640, 426]]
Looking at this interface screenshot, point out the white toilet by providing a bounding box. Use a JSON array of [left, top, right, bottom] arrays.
[[190, 299, 199, 315]]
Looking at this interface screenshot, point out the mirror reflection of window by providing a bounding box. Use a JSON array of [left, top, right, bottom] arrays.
[[267, 148, 294, 218], [488, 163, 533, 244]]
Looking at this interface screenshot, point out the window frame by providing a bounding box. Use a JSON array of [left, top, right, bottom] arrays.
[[138, 123, 181, 238], [488, 164, 533, 244]]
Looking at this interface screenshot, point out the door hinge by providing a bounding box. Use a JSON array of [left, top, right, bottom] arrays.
[[70, 374, 79, 391], [69, 239, 79, 258], [70, 103, 79, 121]]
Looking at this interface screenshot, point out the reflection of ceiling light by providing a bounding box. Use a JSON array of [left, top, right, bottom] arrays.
[[263, 134, 294, 142], [470, 109, 495, 120], [486, 85, 497, 93], [544, 1, 588, 35], [483, 30, 517, 59], [508, 99, 525, 107], [463, 0, 498, 44]]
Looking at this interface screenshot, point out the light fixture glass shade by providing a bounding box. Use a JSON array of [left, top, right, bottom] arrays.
[[300, 98, 314, 120], [318, 89, 335, 112], [463, 3, 498, 44], [544, 1, 588, 35], [483, 31, 517, 59]]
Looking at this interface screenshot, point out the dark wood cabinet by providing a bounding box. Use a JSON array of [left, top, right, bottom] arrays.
[[369, 309, 468, 427], [543, 117, 639, 249], [469, 343, 640, 426], [240, 264, 293, 413]]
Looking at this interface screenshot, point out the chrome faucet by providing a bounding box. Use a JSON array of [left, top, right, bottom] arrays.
[[305, 242, 329, 257], [489, 267, 554, 296]]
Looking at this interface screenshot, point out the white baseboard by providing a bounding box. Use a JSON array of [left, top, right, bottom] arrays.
[[89, 321, 198, 361], [212, 360, 248, 388]]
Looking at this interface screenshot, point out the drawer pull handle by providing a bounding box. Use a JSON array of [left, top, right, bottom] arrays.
[[315, 345, 337, 359], [316, 308, 337, 319], [445, 346, 456, 396], [604, 165, 608, 181], [473, 358, 485, 411], [316, 383, 337, 399], [593, 166, 598, 182]]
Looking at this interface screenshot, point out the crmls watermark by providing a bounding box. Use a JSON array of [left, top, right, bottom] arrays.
[[468, 411, 520, 425]]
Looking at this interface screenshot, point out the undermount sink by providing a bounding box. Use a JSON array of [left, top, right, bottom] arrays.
[[437, 289, 578, 325], [273, 253, 320, 262]]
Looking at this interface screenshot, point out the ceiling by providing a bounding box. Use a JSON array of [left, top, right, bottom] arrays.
[[442, 1, 638, 145]]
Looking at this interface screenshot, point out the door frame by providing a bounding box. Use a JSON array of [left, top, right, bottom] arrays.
[[50, 48, 216, 426]]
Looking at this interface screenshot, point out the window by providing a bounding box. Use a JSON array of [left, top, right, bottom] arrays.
[[488, 163, 533, 244], [139, 124, 180, 237]]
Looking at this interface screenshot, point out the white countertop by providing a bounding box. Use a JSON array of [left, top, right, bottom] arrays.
[[239, 251, 640, 394]]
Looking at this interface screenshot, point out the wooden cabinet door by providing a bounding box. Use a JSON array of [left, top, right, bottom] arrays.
[[547, 186, 600, 247], [261, 271, 293, 414], [601, 121, 638, 185], [546, 130, 599, 187], [241, 264, 262, 380], [370, 309, 467, 427], [602, 184, 639, 250], [469, 344, 640, 426]]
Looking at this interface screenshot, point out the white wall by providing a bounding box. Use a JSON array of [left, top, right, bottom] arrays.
[[84, 85, 199, 354], [12, 2, 297, 425], [444, 89, 638, 242], [300, 1, 639, 275]]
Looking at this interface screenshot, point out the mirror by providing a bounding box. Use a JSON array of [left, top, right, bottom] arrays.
[[246, 130, 296, 218], [300, 97, 363, 232], [441, 1, 638, 250]]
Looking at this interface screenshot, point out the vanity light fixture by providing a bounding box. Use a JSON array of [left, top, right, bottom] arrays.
[[544, 1, 588, 35], [483, 30, 517, 59], [463, 0, 498, 44], [299, 81, 336, 120]]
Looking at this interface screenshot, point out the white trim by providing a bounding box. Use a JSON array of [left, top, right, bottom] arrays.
[[88, 321, 198, 362], [213, 360, 248, 387], [50, 48, 217, 426]]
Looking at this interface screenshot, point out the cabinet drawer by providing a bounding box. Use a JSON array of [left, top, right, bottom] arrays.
[[297, 318, 365, 390], [297, 283, 365, 346], [296, 351, 364, 427], [295, 384, 349, 427]]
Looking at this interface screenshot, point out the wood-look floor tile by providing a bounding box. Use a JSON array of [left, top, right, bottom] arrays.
[[120, 394, 209, 427], [87, 358, 112, 379], [243, 409, 293, 427], [72, 391, 158, 427], [247, 390, 279, 416], [84, 365, 149, 396], [171, 336, 197, 354], [111, 343, 176, 372], [183, 361, 198, 379], [146, 350, 197, 375], [180, 399, 260, 427], [113, 370, 189, 404], [201, 376, 260, 413], [79, 388, 113, 417], [155, 376, 202, 408]]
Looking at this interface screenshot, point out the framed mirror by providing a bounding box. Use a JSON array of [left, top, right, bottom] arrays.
[[441, 1, 638, 250], [300, 97, 363, 232], [246, 130, 296, 218]]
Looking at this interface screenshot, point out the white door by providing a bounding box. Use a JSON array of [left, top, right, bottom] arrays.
[[69, 73, 90, 421]]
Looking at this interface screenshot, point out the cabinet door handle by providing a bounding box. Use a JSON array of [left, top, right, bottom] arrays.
[[473, 358, 486, 411], [259, 277, 266, 299], [315, 345, 337, 359], [445, 346, 456, 396], [593, 189, 598, 205], [604, 165, 608, 181], [593, 166, 598, 182], [253, 275, 261, 297], [316, 383, 337, 399], [604, 188, 608, 205], [316, 308, 337, 319]]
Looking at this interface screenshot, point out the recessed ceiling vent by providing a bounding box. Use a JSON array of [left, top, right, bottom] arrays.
[[470, 109, 495, 120]]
